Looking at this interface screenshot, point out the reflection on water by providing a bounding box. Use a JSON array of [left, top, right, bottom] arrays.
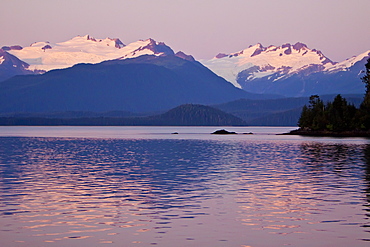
[[0, 136, 370, 246]]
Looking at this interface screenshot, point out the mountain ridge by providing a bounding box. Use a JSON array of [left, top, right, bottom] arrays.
[[1, 35, 369, 98], [202, 42, 369, 96], [4, 35, 183, 73], [0, 54, 276, 114]]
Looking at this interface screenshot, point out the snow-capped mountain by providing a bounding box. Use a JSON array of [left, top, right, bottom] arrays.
[[4, 35, 175, 72], [201, 42, 370, 96], [0, 49, 37, 82], [2, 35, 369, 97], [326, 50, 370, 73], [201, 42, 336, 88]]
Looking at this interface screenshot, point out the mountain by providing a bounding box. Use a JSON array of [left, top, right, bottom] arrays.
[[4, 36, 368, 98], [202, 43, 370, 97], [0, 54, 274, 114], [0, 104, 247, 126], [4, 35, 175, 73], [0, 49, 39, 82]]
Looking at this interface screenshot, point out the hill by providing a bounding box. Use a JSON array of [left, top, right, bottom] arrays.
[[146, 104, 246, 126]]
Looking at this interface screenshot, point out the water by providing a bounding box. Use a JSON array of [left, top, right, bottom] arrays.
[[0, 126, 369, 246]]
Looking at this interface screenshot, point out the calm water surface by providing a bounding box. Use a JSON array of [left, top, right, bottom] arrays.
[[0, 126, 370, 246]]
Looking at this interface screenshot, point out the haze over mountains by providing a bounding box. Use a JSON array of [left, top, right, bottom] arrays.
[[0, 35, 369, 125]]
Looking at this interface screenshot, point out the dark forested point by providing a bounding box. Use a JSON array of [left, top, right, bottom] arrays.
[[291, 58, 370, 136]]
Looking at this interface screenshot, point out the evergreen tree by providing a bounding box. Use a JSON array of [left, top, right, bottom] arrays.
[[326, 95, 357, 131], [298, 105, 311, 128], [362, 58, 370, 97], [309, 95, 327, 130], [360, 58, 370, 129], [298, 58, 370, 132], [298, 95, 326, 130]]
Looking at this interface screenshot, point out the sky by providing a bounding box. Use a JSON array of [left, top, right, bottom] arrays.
[[1, 0, 369, 62]]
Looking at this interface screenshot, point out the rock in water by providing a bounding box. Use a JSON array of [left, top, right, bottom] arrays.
[[211, 129, 237, 134]]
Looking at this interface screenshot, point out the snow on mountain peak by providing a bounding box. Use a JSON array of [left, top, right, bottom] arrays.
[[326, 50, 370, 73], [117, 38, 174, 59], [6, 36, 176, 72], [70, 34, 98, 42], [85, 34, 96, 41], [202, 42, 336, 88], [110, 38, 125, 49], [30, 41, 52, 48], [59, 35, 126, 49]]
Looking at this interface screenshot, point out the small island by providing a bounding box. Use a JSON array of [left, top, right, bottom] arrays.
[[211, 129, 237, 134], [286, 58, 370, 137], [211, 129, 254, 135]]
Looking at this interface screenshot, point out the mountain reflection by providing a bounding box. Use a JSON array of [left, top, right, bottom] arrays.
[[0, 137, 370, 246]]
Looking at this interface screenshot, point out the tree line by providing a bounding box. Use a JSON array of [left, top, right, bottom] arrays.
[[298, 58, 370, 132]]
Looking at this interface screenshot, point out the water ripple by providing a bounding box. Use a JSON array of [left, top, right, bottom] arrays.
[[0, 137, 369, 246]]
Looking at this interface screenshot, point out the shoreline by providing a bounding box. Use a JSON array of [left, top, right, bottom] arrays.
[[283, 128, 370, 137]]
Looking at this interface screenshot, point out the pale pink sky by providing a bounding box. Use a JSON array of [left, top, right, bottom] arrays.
[[1, 0, 369, 62]]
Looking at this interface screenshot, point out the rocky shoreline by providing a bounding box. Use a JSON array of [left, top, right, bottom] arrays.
[[283, 128, 370, 137]]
